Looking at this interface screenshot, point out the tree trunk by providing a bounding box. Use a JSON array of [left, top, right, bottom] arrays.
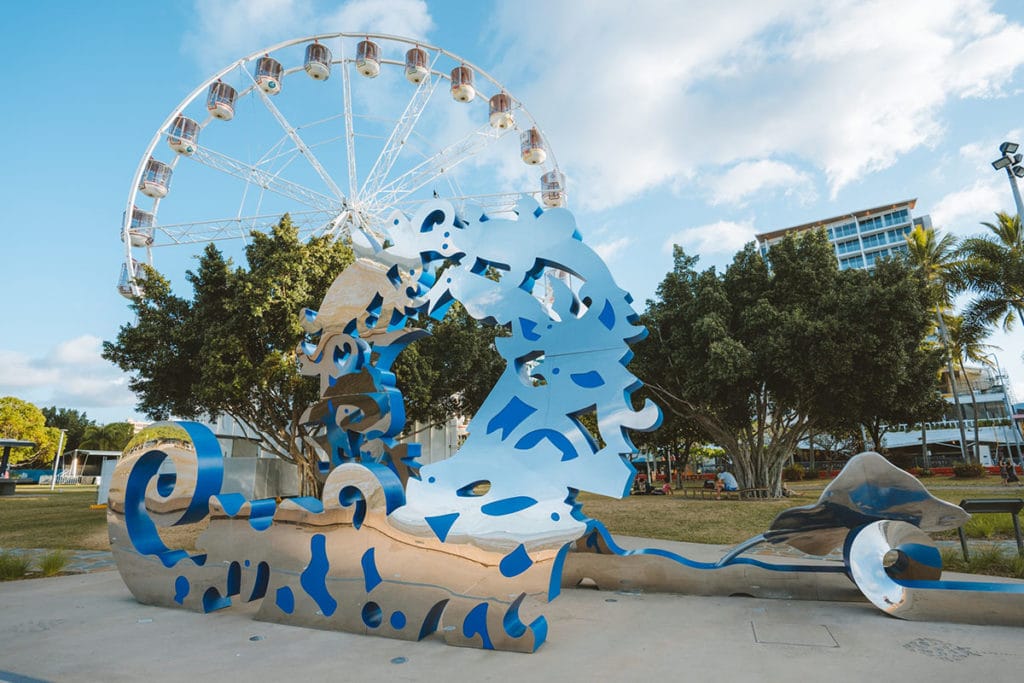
[[963, 363, 981, 463], [936, 310, 971, 462], [921, 423, 929, 469], [295, 450, 324, 498], [809, 429, 815, 472]]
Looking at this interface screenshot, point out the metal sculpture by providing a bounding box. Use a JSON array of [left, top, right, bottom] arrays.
[[109, 202, 1024, 651], [109, 199, 659, 652]]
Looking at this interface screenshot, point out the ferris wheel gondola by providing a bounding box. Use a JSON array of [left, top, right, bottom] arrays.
[[118, 33, 565, 299]]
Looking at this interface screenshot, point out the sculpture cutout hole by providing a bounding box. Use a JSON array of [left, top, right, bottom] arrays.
[[339, 486, 368, 529], [156, 473, 176, 497], [226, 561, 241, 596], [576, 577, 599, 590], [567, 404, 605, 452], [362, 601, 383, 628], [456, 480, 491, 497], [514, 350, 546, 387]]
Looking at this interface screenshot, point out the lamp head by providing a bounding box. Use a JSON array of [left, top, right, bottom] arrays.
[[1001, 141, 1020, 155], [993, 156, 1011, 170]]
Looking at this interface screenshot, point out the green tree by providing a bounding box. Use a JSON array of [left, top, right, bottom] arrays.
[[0, 397, 62, 469], [79, 422, 134, 451], [103, 216, 355, 495], [958, 211, 1024, 332], [822, 258, 945, 453], [392, 301, 506, 432], [41, 407, 95, 452], [943, 314, 997, 461], [904, 225, 972, 461], [637, 232, 941, 494]]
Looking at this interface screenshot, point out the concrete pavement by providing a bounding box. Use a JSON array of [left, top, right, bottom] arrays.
[[2, 556, 1023, 682]]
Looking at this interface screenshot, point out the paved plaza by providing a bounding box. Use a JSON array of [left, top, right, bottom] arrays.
[[1, 540, 1022, 682]]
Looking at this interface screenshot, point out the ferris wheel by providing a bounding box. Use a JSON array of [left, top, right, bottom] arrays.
[[118, 32, 565, 297]]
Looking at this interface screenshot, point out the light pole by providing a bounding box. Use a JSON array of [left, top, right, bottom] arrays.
[[991, 141, 1024, 220], [49, 429, 67, 491]]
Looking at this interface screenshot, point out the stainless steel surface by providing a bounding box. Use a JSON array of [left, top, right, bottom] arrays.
[[848, 520, 1024, 626], [766, 452, 969, 555]]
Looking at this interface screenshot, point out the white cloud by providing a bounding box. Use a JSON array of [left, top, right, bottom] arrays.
[[492, 0, 1024, 209], [0, 337, 137, 415], [182, 0, 311, 72], [931, 179, 1005, 235], [664, 220, 756, 256], [50, 335, 108, 367], [705, 160, 815, 206], [593, 236, 631, 261], [323, 0, 434, 38], [182, 0, 434, 72], [0, 350, 58, 388]]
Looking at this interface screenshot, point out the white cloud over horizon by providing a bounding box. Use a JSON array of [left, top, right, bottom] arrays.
[[0, 336, 137, 421]]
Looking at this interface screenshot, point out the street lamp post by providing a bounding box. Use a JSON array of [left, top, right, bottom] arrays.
[[991, 141, 1024, 220], [49, 429, 67, 492]]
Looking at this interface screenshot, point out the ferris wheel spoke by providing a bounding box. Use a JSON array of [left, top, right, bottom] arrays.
[[243, 67, 347, 202], [370, 123, 512, 211], [340, 40, 358, 200], [357, 53, 442, 204], [190, 146, 341, 212], [153, 210, 337, 245]]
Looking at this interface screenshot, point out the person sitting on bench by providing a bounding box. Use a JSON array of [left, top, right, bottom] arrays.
[[715, 470, 739, 499]]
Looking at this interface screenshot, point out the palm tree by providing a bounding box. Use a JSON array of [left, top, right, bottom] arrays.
[[958, 211, 1024, 331], [79, 423, 134, 452], [944, 314, 997, 462], [904, 225, 971, 462]]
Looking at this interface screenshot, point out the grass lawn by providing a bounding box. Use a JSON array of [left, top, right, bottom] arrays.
[[2, 475, 1023, 552], [0, 486, 108, 550], [581, 476, 1024, 545]]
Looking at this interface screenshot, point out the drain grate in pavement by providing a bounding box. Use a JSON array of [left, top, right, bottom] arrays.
[[751, 621, 839, 648]]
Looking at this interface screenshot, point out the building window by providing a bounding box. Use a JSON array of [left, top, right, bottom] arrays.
[[832, 222, 858, 239], [840, 254, 864, 269], [836, 239, 861, 254]]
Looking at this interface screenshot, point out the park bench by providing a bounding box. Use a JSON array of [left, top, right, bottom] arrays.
[[957, 498, 1024, 560], [678, 486, 771, 500]]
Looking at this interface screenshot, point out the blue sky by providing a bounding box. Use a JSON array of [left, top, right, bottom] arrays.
[[2, 0, 1024, 425]]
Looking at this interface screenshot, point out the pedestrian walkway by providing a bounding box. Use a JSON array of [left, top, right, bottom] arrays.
[[1, 567, 1021, 681]]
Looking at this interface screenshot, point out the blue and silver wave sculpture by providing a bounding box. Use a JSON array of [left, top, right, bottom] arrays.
[[107, 200, 1024, 653]]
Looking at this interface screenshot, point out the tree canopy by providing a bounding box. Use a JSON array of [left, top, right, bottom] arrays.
[[392, 300, 505, 432], [103, 216, 506, 494], [958, 211, 1024, 332], [0, 397, 62, 468], [41, 406, 94, 452], [104, 216, 356, 494], [635, 231, 942, 493], [79, 422, 134, 452]]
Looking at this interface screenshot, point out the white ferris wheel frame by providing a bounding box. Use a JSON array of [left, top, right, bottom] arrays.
[[120, 31, 562, 295]]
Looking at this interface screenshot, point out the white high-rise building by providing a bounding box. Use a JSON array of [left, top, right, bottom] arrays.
[[755, 198, 930, 271]]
